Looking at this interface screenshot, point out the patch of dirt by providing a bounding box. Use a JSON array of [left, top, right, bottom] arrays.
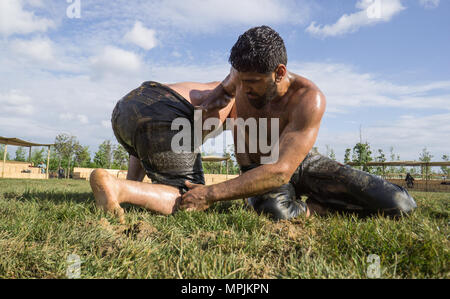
[[97, 237, 127, 257], [87, 218, 158, 241], [122, 220, 158, 240], [220, 230, 234, 237], [202, 231, 217, 240], [267, 220, 309, 241], [98, 218, 114, 232]]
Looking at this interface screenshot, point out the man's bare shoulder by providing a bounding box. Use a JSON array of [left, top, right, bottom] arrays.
[[288, 73, 325, 106], [288, 72, 322, 94], [166, 81, 221, 103], [287, 73, 326, 124], [167, 81, 220, 92]]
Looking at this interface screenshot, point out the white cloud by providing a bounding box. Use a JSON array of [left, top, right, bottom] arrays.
[[145, 0, 310, 32], [1, 31, 449, 162], [90, 46, 142, 79], [77, 114, 89, 124], [59, 113, 75, 121], [306, 0, 405, 38], [124, 21, 158, 50], [26, 0, 45, 7], [419, 0, 440, 9], [172, 51, 182, 58], [0, 90, 34, 116], [60, 113, 88, 125], [9, 37, 54, 62], [316, 113, 450, 161], [6, 37, 86, 73], [0, 0, 54, 37], [360, 113, 449, 159], [291, 62, 450, 113], [101, 120, 111, 128], [150, 64, 230, 84]]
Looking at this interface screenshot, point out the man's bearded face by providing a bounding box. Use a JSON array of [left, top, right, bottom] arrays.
[[240, 72, 278, 110], [247, 81, 278, 110]]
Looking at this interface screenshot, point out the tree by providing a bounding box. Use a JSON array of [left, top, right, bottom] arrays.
[[397, 154, 406, 178], [48, 147, 61, 171], [201, 151, 221, 174], [15, 147, 27, 162], [0, 145, 11, 161], [94, 140, 113, 169], [388, 146, 397, 175], [344, 148, 352, 164], [112, 144, 129, 170], [224, 144, 240, 175], [31, 147, 45, 166], [325, 145, 336, 161], [74, 145, 91, 168], [408, 167, 418, 177], [352, 142, 373, 173], [54, 133, 79, 178], [419, 147, 433, 180], [442, 154, 449, 178], [375, 149, 386, 177]]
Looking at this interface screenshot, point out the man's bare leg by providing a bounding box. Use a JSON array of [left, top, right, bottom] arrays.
[[90, 169, 182, 224]]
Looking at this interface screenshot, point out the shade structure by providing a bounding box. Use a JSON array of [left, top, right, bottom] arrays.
[[202, 156, 231, 179], [0, 136, 54, 147], [1, 136, 54, 179], [201, 156, 230, 162]]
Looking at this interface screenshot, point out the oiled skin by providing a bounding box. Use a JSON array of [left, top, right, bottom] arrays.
[[90, 81, 236, 222], [91, 67, 326, 220], [180, 67, 326, 212]]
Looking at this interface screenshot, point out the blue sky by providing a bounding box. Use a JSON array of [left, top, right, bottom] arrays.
[[0, 0, 449, 162]]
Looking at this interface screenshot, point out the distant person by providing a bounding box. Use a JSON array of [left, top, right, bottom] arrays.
[[37, 161, 46, 174], [406, 173, 415, 188], [58, 167, 65, 179]]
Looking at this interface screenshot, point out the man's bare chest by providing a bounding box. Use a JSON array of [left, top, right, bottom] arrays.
[[232, 100, 290, 137]]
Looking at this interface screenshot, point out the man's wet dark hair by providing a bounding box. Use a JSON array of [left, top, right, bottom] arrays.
[[229, 25, 287, 74]]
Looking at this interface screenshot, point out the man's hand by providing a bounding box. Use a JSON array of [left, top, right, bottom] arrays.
[[197, 68, 238, 112], [196, 88, 233, 112], [180, 181, 212, 212]]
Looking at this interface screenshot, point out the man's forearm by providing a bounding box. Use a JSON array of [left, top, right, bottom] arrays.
[[200, 75, 236, 114], [205, 164, 288, 203]]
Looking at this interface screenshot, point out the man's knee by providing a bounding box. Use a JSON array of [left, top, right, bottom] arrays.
[[378, 185, 417, 216], [247, 184, 307, 221]]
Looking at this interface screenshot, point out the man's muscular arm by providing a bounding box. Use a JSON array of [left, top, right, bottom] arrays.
[[197, 68, 238, 112], [180, 89, 326, 211]]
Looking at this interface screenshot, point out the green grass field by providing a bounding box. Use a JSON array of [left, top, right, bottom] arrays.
[[0, 178, 448, 279]]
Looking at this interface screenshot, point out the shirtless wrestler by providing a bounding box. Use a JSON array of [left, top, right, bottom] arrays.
[[179, 26, 417, 220], [91, 26, 417, 223]]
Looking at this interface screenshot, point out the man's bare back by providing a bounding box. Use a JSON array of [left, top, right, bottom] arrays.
[[168, 81, 236, 138]]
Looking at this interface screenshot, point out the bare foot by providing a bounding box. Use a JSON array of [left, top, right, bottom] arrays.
[[90, 169, 125, 224]]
